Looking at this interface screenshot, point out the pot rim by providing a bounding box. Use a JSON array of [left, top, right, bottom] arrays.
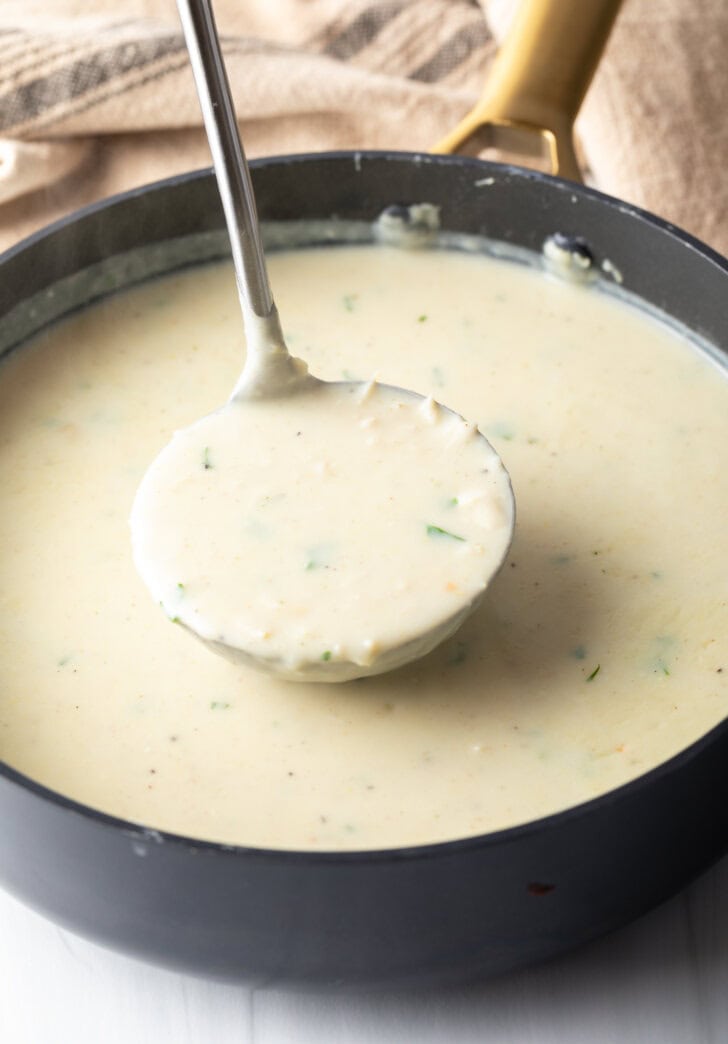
[[3, 151, 728, 276], [2, 716, 726, 864], [0, 149, 726, 866]]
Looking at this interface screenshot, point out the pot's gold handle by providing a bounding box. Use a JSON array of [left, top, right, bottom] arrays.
[[432, 0, 622, 182]]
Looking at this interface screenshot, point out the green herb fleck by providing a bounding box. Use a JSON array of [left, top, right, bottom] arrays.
[[321, 651, 332, 662], [571, 645, 586, 661], [650, 635, 674, 676], [417, 314, 428, 323], [586, 664, 601, 682], [304, 543, 333, 571], [448, 641, 468, 666], [427, 524, 465, 542], [447, 496, 459, 508], [160, 599, 181, 623], [486, 420, 516, 441], [210, 701, 230, 710], [550, 554, 573, 565], [342, 294, 357, 312], [243, 517, 271, 541], [202, 446, 213, 470], [177, 582, 185, 593], [57, 654, 73, 668]]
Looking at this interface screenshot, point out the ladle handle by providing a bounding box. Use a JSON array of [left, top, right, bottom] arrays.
[[176, 0, 273, 319], [433, 0, 622, 181]]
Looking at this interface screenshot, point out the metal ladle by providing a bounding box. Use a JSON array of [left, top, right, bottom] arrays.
[[130, 0, 515, 682]]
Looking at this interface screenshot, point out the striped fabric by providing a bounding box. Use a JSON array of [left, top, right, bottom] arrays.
[[0, 2, 494, 139], [0, 0, 727, 261], [0, 0, 496, 239]]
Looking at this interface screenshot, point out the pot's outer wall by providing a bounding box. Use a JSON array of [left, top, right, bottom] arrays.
[[0, 154, 726, 985], [0, 723, 726, 985]]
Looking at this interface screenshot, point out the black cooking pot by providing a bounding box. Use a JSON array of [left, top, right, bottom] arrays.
[[0, 153, 726, 987]]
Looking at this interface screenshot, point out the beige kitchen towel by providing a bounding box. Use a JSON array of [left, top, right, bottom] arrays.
[[0, 0, 726, 255]]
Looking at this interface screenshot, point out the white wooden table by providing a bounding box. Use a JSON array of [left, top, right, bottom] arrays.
[[1, 852, 726, 1043]]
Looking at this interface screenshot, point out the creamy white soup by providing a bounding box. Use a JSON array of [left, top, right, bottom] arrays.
[[0, 242, 725, 850]]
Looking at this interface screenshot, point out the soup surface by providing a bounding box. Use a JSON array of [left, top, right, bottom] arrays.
[[0, 242, 725, 850]]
